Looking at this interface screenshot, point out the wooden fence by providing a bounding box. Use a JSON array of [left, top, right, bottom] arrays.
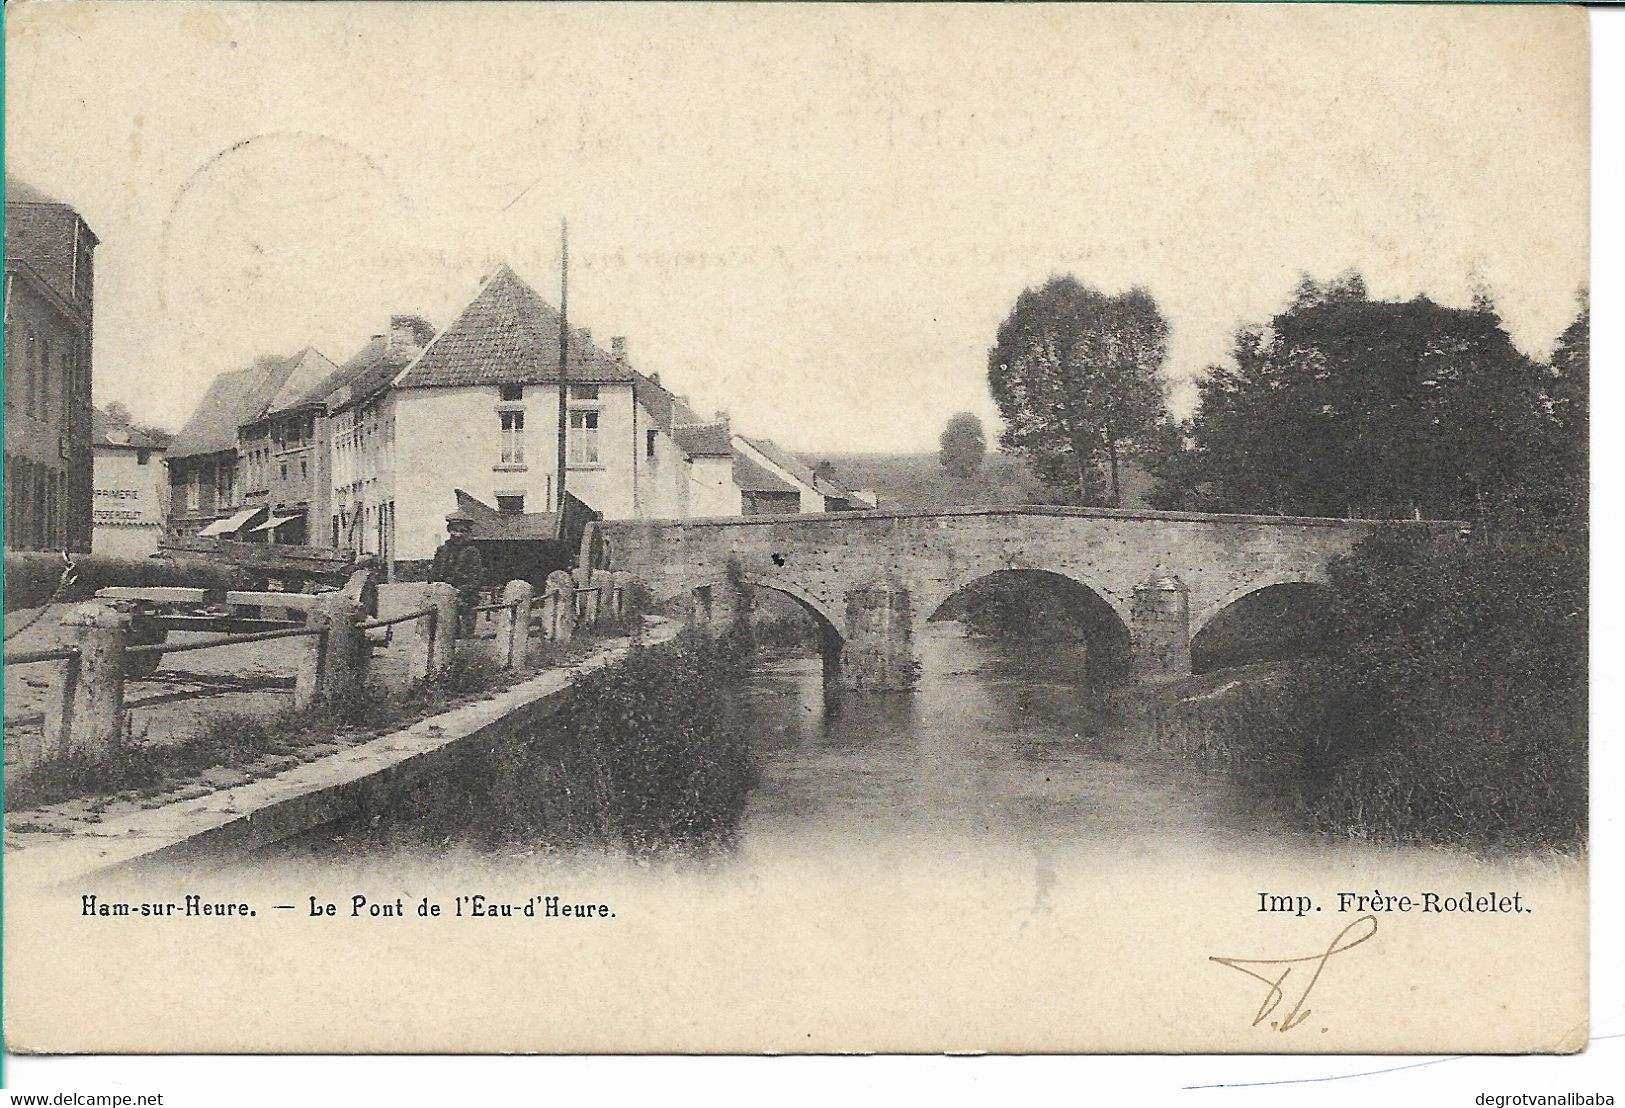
[[3, 571, 632, 775]]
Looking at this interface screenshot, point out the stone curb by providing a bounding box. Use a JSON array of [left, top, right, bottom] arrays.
[[4, 623, 680, 889]]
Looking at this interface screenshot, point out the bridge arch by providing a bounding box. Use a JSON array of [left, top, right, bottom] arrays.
[[1191, 573, 1327, 636], [1189, 578, 1328, 674], [654, 574, 841, 637], [921, 564, 1133, 632], [924, 567, 1134, 684], [653, 573, 847, 686]]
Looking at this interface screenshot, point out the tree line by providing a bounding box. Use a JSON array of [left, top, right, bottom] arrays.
[[977, 270, 1587, 531], [976, 271, 1587, 849]]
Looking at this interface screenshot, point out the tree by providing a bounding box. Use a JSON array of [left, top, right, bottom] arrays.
[[1544, 291, 1588, 525], [1171, 278, 1556, 523], [987, 276, 1170, 506], [1293, 527, 1586, 848], [937, 412, 987, 480]]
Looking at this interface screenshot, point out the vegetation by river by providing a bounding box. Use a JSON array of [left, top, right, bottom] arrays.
[[316, 630, 759, 857]]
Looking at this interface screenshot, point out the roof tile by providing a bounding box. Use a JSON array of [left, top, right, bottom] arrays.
[[732, 451, 799, 494], [673, 420, 733, 458], [394, 265, 633, 389]]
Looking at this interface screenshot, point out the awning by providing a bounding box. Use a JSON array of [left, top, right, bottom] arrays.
[[248, 514, 300, 534], [197, 507, 263, 537]]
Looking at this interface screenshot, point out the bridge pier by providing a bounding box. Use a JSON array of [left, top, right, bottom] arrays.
[[841, 582, 917, 691], [1129, 575, 1192, 682], [689, 578, 752, 630]]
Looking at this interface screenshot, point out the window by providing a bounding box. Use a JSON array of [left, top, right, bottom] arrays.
[[500, 410, 525, 465], [496, 494, 525, 513], [646, 429, 658, 458], [570, 384, 599, 401], [137, 450, 150, 466], [499, 384, 523, 402], [186, 472, 200, 512], [280, 461, 288, 482], [569, 409, 599, 464]]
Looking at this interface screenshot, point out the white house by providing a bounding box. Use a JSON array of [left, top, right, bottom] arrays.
[[380, 264, 756, 567], [325, 314, 435, 564], [90, 408, 169, 557], [732, 434, 864, 514]]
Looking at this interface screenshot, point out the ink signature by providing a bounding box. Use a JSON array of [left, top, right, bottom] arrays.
[[1209, 915, 1379, 1032]]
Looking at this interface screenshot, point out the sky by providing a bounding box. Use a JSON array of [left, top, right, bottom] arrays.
[[4, 2, 1589, 453]]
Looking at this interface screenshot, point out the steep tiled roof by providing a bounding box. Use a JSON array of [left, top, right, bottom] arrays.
[[673, 420, 733, 458], [732, 451, 799, 494], [235, 352, 305, 427], [738, 435, 857, 502], [736, 435, 818, 490], [326, 334, 422, 411], [394, 265, 634, 389], [167, 366, 263, 458], [170, 350, 325, 457], [631, 370, 677, 432], [262, 348, 341, 416]]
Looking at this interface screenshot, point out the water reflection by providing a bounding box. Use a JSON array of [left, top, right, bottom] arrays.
[[735, 622, 1294, 855]]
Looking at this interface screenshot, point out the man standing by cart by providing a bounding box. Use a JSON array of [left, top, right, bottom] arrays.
[[431, 511, 485, 637]]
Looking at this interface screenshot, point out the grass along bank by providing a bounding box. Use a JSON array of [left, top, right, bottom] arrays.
[[299, 629, 759, 858], [1122, 528, 1586, 854]]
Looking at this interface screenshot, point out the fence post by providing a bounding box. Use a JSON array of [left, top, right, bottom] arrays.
[[498, 579, 534, 669], [55, 602, 129, 763], [423, 582, 461, 678], [545, 570, 577, 643], [307, 594, 364, 704], [295, 622, 320, 710], [38, 655, 79, 769], [574, 567, 601, 628], [407, 607, 436, 685]]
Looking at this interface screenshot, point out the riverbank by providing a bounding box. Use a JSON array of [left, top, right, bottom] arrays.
[[3, 589, 647, 812], [1113, 656, 1586, 856], [267, 627, 759, 861], [2, 622, 683, 887]]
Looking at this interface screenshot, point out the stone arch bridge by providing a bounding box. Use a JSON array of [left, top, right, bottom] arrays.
[[583, 507, 1459, 690]]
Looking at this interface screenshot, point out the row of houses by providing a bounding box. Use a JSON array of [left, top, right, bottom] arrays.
[[3, 176, 98, 554], [165, 263, 873, 576]]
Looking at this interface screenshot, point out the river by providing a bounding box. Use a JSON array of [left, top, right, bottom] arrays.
[[733, 621, 1301, 860], [102, 620, 1583, 1054]]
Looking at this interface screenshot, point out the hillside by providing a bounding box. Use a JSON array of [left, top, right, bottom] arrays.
[[794, 451, 1157, 512], [793, 452, 1048, 511]]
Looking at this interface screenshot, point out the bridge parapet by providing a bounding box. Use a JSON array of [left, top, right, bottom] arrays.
[[587, 508, 1462, 691]]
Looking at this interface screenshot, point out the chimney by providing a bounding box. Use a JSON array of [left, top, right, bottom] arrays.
[[389, 314, 433, 353], [714, 410, 730, 428], [649, 372, 661, 386], [611, 336, 627, 360], [575, 327, 592, 345]]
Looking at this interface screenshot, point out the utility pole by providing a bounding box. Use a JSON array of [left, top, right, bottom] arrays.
[[556, 218, 570, 531]]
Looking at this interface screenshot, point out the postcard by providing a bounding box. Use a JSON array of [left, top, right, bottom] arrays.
[[2, 1, 1590, 1054]]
